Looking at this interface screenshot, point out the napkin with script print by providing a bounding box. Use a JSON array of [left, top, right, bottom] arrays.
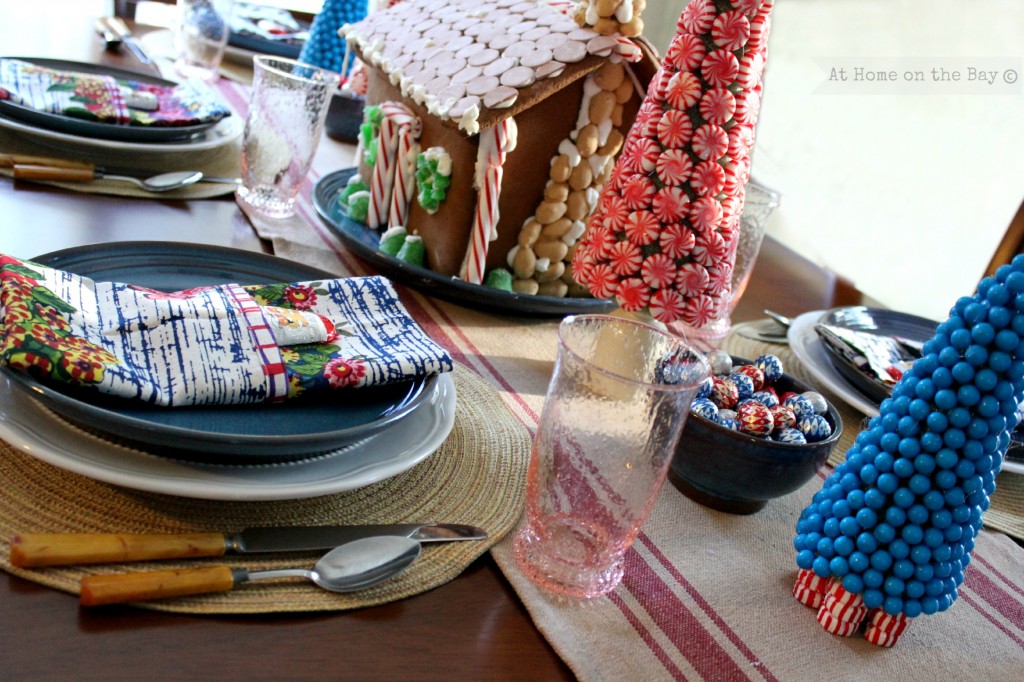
[[0, 255, 452, 406], [0, 58, 231, 127]]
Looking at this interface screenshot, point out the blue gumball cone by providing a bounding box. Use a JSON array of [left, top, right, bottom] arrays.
[[792, 254, 1024, 647], [299, 0, 368, 76]]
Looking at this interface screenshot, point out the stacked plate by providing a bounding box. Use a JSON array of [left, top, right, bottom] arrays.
[[0, 58, 242, 153], [788, 306, 1023, 475], [0, 243, 456, 500]]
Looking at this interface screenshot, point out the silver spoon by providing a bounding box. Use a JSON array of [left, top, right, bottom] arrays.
[[103, 169, 205, 192], [13, 165, 204, 192], [764, 309, 793, 329], [79, 536, 422, 606]]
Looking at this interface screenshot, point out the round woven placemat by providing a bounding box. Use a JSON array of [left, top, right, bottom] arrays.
[[0, 364, 531, 613], [725, 322, 1024, 541]]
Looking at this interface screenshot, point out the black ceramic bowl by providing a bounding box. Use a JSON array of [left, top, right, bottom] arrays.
[[670, 358, 843, 515]]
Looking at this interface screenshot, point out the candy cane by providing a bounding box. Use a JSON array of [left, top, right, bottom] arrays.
[[388, 116, 422, 228], [459, 117, 518, 284], [367, 102, 416, 229]]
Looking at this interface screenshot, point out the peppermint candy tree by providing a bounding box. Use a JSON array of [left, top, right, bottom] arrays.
[[573, 0, 772, 328]]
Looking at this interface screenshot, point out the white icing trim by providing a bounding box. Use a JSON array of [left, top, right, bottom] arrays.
[[558, 139, 581, 168], [616, 2, 633, 23]]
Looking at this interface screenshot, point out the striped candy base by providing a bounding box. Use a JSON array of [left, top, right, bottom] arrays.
[[864, 610, 912, 648], [792, 569, 830, 609]]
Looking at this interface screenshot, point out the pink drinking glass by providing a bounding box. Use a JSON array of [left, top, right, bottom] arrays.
[[513, 314, 709, 599]]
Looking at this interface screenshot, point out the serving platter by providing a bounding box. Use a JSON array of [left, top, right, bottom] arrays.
[[18, 242, 436, 464], [313, 169, 615, 317]]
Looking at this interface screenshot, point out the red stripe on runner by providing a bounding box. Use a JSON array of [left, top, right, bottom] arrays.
[[964, 567, 1024, 634], [973, 553, 1024, 600], [958, 590, 1024, 649], [607, 590, 689, 681], [214, 79, 251, 117], [637, 534, 779, 682], [622, 548, 755, 682]]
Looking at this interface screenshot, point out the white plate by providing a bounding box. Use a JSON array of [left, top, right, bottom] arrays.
[[0, 373, 456, 500], [788, 311, 1024, 476], [0, 105, 242, 154]]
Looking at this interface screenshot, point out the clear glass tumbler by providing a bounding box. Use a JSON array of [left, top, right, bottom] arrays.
[[513, 314, 709, 599], [237, 56, 339, 219], [174, 0, 234, 82]]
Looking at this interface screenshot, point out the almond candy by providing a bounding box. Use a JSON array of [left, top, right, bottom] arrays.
[[550, 155, 571, 183], [566, 190, 589, 221], [614, 76, 634, 103], [576, 124, 599, 157], [537, 280, 569, 298], [568, 162, 593, 191], [611, 103, 624, 127], [541, 217, 573, 239], [536, 200, 567, 225], [593, 18, 619, 35], [593, 61, 625, 91], [512, 278, 540, 295], [588, 91, 616, 124], [544, 182, 569, 203], [513, 246, 537, 279], [534, 239, 569, 262], [598, 129, 625, 156], [518, 220, 543, 248]]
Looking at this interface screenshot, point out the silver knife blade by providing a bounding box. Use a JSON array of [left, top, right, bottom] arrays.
[[229, 523, 487, 553]]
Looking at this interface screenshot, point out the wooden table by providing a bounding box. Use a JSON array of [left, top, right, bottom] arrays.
[[0, 15, 866, 680]]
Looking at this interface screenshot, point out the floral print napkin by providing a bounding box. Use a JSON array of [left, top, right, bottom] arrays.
[[0, 58, 231, 127], [0, 255, 452, 406]]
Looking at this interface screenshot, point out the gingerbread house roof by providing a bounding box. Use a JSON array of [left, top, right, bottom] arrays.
[[341, 0, 653, 135]]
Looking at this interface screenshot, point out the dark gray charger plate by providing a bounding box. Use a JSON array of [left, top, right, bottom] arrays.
[[817, 306, 938, 405], [7, 242, 434, 464], [0, 58, 220, 143], [313, 168, 615, 317]]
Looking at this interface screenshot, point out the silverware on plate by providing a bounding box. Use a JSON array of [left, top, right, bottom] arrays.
[[10, 523, 488, 567]]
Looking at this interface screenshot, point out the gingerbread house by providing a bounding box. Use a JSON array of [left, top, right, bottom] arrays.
[[340, 0, 658, 297]]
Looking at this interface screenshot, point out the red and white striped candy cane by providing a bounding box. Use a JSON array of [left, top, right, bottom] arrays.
[[367, 102, 415, 229], [459, 117, 518, 284], [388, 116, 422, 228]]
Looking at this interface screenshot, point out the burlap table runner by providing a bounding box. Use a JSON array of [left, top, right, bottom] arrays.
[[0, 364, 531, 613]]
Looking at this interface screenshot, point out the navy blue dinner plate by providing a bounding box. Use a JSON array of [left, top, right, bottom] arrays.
[[5, 242, 434, 464], [313, 168, 615, 317]]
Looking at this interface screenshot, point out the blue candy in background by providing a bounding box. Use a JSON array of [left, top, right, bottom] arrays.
[[299, 0, 368, 76], [794, 255, 1024, 623]]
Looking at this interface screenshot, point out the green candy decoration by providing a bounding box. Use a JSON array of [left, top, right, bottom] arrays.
[[395, 235, 426, 266], [378, 226, 408, 256], [415, 148, 452, 214], [347, 190, 370, 223], [484, 268, 514, 292], [360, 106, 383, 166], [338, 175, 368, 207]]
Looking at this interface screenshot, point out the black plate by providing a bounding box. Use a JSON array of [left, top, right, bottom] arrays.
[[0, 58, 220, 143], [817, 306, 938, 405], [228, 32, 304, 59], [8, 242, 434, 464], [313, 169, 615, 317]]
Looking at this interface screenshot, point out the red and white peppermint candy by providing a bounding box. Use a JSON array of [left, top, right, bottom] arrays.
[[701, 49, 740, 88], [815, 608, 860, 637], [734, 89, 761, 126], [587, 225, 617, 259], [720, 194, 745, 224], [821, 583, 869, 625], [711, 11, 751, 51], [691, 160, 727, 196], [621, 174, 656, 210], [675, 261, 709, 296], [660, 223, 697, 259], [633, 100, 663, 138], [721, 161, 743, 196], [864, 611, 912, 648], [623, 210, 660, 246], [682, 293, 718, 328], [608, 239, 643, 276], [678, 0, 716, 35], [689, 196, 724, 231], [692, 230, 727, 267], [691, 124, 730, 161], [732, 0, 764, 16], [640, 253, 677, 290], [586, 263, 619, 299], [718, 214, 740, 244], [571, 247, 596, 284], [649, 288, 686, 324], [737, 51, 765, 90], [648, 69, 674, 105], [727, 124, 754, 160], [665, 71, 703, 111], [699, 88, 737, 125], [652, 185, 691, 223], [657, 109, 694, 149], [630, 137, 661, 173], [655, 149, 694, 187], [747, 13, 772, 53], [600, 194, 630, 231], [705, 262, 733, 295], [664, 33, 706, 72], [615, 277, 650, 312]]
